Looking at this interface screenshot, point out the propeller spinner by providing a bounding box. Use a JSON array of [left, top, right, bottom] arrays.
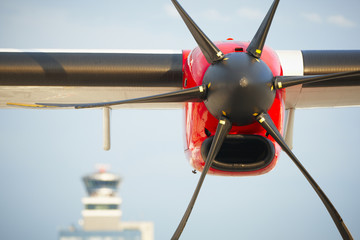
[[203, 52, 275, 125]]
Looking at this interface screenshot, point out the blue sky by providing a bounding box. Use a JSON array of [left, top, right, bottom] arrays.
[[0, 0, 359, 239]]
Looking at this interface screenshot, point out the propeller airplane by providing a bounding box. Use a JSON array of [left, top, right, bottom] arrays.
[[0, 0, 359, 239]]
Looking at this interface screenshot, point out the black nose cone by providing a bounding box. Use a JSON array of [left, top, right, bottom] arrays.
[[203, 52, 275, 125]]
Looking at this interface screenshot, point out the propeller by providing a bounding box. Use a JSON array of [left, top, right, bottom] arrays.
[[34, 85, 207, 108], [170, 0, 355, 238], [28, 0, 360, 239], [171, 0, 224, 63], [274, 70, 360, 89], [246, 0, 280, 58], [171, 116, 232, 239], [255, 112, 353, 240]]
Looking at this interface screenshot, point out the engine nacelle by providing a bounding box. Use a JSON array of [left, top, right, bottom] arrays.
[[183, 41, 285, 176]]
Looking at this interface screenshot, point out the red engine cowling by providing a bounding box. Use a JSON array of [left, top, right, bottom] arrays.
[[183, 41, 285, 176]]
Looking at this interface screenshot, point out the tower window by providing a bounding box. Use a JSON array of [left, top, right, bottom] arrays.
[[85, 204, 119, 210]]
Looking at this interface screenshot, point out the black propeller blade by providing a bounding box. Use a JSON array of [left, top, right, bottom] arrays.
[[35, 85, 207, 109], [246, 0, 280, 58], [171, 116, 232, 240], [171, 0, 224, 64], [255, 112, 353, 240], [274, 70, 360, 89]]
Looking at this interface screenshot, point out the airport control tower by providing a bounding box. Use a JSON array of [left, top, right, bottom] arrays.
[[59, 166, 154, 240]]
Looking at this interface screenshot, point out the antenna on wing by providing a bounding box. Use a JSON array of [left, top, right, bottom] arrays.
[[103, 107, 111, 151]]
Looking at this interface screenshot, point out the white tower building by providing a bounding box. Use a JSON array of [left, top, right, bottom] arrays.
[[59, 167, 154, 240], [81, 169, 123, 230]]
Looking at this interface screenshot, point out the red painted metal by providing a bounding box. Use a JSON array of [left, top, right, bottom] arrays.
[[182, 41, 285, 176]]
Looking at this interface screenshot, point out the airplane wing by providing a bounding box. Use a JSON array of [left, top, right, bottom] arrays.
[[278, 50, 360, 109], [0, 49, 184, 109], [1, 49, 360, 109], [275, 50, 360, 149]]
